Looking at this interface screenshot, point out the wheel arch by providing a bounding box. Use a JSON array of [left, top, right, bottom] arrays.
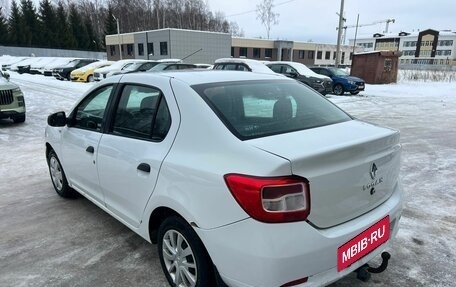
[[148, 206, 183, 244]]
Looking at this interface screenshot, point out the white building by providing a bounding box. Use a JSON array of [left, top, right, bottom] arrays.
[[349, 29, 456, 66]]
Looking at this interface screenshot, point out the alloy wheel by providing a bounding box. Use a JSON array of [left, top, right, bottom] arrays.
[[162, 229, 197, 287], [49, 156, 63, 191]]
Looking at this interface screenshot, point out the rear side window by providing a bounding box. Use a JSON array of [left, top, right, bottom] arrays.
[[193, 80, 351, 140]]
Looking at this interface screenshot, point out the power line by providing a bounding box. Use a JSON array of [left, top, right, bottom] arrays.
[[226, 0, 300, 17]]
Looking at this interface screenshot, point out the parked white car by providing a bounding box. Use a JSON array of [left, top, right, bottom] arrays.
[[45, 71, 402, 287], [93, 59, 145, 81], [213, 58, 278, 75]]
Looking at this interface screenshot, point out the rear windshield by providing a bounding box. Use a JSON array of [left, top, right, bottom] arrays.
[[193, 80, 352, 140]]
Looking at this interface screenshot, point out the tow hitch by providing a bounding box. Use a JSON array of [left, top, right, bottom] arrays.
[[354, 252, 391, 282]]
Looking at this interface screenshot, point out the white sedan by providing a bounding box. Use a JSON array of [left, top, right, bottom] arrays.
[[45, 71, 402, 287]]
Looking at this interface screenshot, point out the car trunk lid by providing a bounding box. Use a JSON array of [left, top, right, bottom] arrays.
[[248, 120, 401, 228]]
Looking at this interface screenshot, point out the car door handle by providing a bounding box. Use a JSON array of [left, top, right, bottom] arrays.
[[86, 146, 94, 153], [137, 163, 151, 173]]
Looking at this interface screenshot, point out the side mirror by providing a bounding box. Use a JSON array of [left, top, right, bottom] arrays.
[[48, 111, 67, 127], [3, 72, 10, 80]]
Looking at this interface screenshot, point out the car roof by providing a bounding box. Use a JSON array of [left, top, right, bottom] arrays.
[[214, 58, 276, 74], [121, 70, 288, 86]]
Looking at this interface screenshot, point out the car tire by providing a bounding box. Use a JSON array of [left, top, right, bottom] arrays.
[[87, 75, 94, 82], [47, 150, 78, 198], [13, 114, 26, 123], [350, 91, 360, 95], [158, 216, 215, 287], [333, 84, 344, 95]]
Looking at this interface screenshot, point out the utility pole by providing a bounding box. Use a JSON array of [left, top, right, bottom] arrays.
[[352, 14, 360, 56], [113, 15, 122, 60], [335, 0, 345, 68]]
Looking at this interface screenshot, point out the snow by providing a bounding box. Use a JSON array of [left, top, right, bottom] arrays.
[[1, 69, 455, 286]]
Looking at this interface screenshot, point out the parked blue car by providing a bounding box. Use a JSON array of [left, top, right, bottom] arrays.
[[310, 67, 365, 95]]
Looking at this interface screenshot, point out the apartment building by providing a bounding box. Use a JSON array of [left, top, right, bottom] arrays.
[[350, 29, 456, 66]]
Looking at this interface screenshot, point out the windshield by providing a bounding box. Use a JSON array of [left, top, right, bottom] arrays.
[[329, 68, 349, 76], [124, 62, 143, 71], [193, 80, 351, 140], [64, 60, 79, 67]]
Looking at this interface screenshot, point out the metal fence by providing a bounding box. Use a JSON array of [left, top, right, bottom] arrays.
[[398, 64, 456, 71], [0, 46, 107, 59]]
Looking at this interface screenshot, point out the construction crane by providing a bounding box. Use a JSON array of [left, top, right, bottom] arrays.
[[337, 18, 396, 44]]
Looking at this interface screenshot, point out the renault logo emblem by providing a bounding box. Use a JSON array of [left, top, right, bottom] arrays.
[[370, 163, 378, 180]]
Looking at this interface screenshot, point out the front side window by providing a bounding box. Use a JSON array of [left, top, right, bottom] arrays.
[[72, 85, 114, 132], [112, 85, 171, 141], [268, 64, 282, 73], [193, 80, 351, 140]]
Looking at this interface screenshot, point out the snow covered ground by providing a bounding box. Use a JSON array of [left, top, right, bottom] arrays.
[[1, 71, 455, 287]]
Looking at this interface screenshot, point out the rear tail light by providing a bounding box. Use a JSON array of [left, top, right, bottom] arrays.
[[224, 174, 310, 223]]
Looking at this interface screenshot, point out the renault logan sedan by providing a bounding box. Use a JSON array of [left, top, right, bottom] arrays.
[[45, 71, 402, 287]]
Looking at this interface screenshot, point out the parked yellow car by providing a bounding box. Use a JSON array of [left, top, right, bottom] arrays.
[[70, 61, 113, 82]]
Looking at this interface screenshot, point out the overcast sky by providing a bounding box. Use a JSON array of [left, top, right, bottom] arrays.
[[207, 0, 456, 43]]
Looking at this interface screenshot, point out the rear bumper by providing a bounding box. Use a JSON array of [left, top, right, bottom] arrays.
[[196, 182, 402, 287]]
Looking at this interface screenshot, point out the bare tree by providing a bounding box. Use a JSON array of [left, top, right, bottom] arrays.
[[256, 0, 279, 39]]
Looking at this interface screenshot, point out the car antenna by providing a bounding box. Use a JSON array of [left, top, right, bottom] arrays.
[[180, 48, 203, 62]]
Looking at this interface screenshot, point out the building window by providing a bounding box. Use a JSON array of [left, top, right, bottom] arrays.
[[138, 43, 144, 56], [127, 44, 134, 56], [110, 45, 115, 56], [308, 50, 314, 59], [325, 51, 331, 60], [298, 50, 305, 59], [349, 52, 353, 60], [239, 47, 248, 57], [231, 47, 234, 57], [333, 52, 336, 60], [317, 51, 322, 59], [147, 43, 154, 56], [265, 48, 273, 58], [160, 42, 168, 55], [341, 52, 345, 64], [253, 48, 261, 58]]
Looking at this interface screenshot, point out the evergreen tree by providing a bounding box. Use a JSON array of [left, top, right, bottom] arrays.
[[0, 8, 9, 45], [68, 3, 89, 49], [103, 5, 117, 48], [84, 16, 99, 51], [8, 0, 25, 45], [55, 1, 74, 49], [20, 0, 40, 46], [38, 0, 57, 48]]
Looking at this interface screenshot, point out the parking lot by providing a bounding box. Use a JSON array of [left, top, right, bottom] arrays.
[[1, 73, 455, 287]]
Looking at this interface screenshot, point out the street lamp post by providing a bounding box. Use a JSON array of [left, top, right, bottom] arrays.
[[113, 15, 122, 60]]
